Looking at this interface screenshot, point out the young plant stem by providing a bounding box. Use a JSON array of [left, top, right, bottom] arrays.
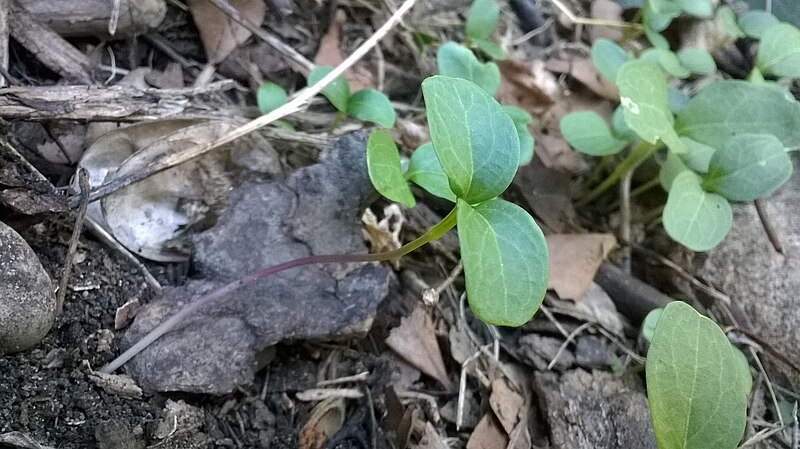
[[100, 208, 458, 374], [576, 141, 659, 208]]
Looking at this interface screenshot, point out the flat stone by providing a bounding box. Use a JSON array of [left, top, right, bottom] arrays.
[[123, 133, 393, 393], [0, 220, 55, 355], [534, 369, 655, 449]]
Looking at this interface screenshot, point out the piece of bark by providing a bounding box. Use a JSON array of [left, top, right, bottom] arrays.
[[16, 0, 165, 39], [699, 154, 800, 390], [9, 5, 93, 84], [0, 82, 238, 121], [534, 369, 656, 449], [122, 132, 393, 393]]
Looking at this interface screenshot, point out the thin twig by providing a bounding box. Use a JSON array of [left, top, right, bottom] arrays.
[[547, 0, 642, 29], [72, 0, 418, 209], [548, 321, 593, 370], [56, 169, 90, 315], [754, 199, 784, 254]]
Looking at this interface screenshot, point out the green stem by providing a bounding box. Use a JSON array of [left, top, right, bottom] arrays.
[[101, 208, 458, 374], [576, 141, 659, 208]]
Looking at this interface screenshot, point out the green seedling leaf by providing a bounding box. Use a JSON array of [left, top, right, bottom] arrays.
[[406, 143, 457, 202], [412, 30, 437, 51], [560, 111, 627, 156], [718, 6, 745, 38], [756, 23, 800, 78], [640, 307, 663, 345], [703, 133, 792, 201], [645, 26, 671, 49], [675, 80, 800, 149], [677, 48, 716, 75], [659, 150, 690, 191], [457, 197, 548, 326], [738, 10, 779, 38], [663, 171, 732, 251], [611, 106, 636, 140], [677, 0, 712, 17], [366, 131, 415, 207], [644, 4, 679, 32], [474, 38, 506, 60], [617, 60, 686, 154], [436, 42, 501, 96], [347, 89, 396, 127], [591, 39, 629, 83], [503, 105, 535, 165], [308, 65, 350, 112], [422, 75, 519, 204], [731, 346, 753, 396], [466, 0, 499, 41], [667, 86, 690, 113], [680, 136, 716, 173], [257, 82, 287, 114], [641, 48, 691, 79], [646, 301, 747, 449]]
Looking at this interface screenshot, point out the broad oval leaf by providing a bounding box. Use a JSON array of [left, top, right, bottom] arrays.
[[422, 75, 519, 204], [466, 0, 499, 41], [347, 89, 396, 127], [678, 0, 712, 17], [756, 23, 800, 78], [257, 82, 287, 114], [611, 106, 636, 140], [645, 26, 671, 49], [436, 42, 501, 96], [457, 198, 548, 326], [591, 39, 629, 83], [617, 60, 685, 154], [474, 38, 506, 60], [366, 131, 415, 207], [560, 111, 627, 156], [644, 4, 679, 31], [677, 48, 716, 75], [503, 105, 535, 165], [641, 48, 691, 79], [659, 150, 690, 191], [308, 65, 350, 112], [675, 80, 800, 148], [718, 6, 745, 38], [738, 10, 779, 38], [663, 171, 732, 251], [680, 136, 716, 173], [703, 133, 792, 201], [406, 143, 456, 202], [647, 301, 747, 449], [667, 86, 690, 113]]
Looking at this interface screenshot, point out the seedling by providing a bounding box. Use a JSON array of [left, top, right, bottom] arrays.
[[103, 75, 549, 373], [464, 0, 505, 60]]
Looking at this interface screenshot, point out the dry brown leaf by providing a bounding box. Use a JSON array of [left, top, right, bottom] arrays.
[[590, 0, 624, 42], [314, 9, 374, 91], [362, 204, 404, 255], [467, 413, 509, 449], [546, 233, 618, 301], [513, 158, 581, 234], [488, 378, 524, 435], [546, 54, 618, 100], [114, 298, 141, 330], [496, 59, 557, 115], [410, 422, 448, 449], [189, 0, 266, 64], [298, 397, 346, 449], [386, 305, 453, 390]]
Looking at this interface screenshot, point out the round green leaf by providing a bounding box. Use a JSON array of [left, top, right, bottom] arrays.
[[457, 198, 548, 327], [645, 4, 679, 31], [617, 60, 686, 154], [663, 171, 732, 251], [257, 82, 287, 114], [680, 136, 716, 173], [645, 26, 671, 49], [406, 143, 456, 202], [466, 0, 499, 41], [703, 133, 792, 201], [366, 131, 415, 207], [347, 89, 396, 127], [756, 23, 800, 78], [667, 86, 690, 113], [503, 105, 535, 165], [560, 111, 627, 156], [308, 65, 350, 112], [591, 39, 629, 83], [678, 0, 712, 17], [422, 75, 519, 204], [659, 150, 690, 191], [611, 106, 636, 140], [641, 48, 691, 79], [436, 42, 501, 96], [647, 301, 747, 449], [675, 80, 800, 149], [718, 6, 745, 37], [640, 307, 663, 345], [731, 345, 753, 396], [677, 48, 716, 75], [474, 38, 506, 61], [738, 10, 779, 38]]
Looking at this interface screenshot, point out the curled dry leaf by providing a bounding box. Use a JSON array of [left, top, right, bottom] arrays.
[[362, 204, 405, 268], [546, 233, 617, 301], [298, 397, 346, 449], [496, 59, 557, 115], [488, 378, 524, 435], [386, 305, 453, 390], [188, 0, 266, 64], [467, 413, 508, 449], [314, 9, 375, 91], [114, 297, 141, 330]]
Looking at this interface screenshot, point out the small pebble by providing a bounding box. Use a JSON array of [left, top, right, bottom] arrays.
[[0, 220, 56, 355]]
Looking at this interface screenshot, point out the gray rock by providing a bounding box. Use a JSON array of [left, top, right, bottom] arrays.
[[699, 154, 800, 390], [123, 133, 393, 393], [534, 369, 656, 449], [0, 221, 55, 355], [574, 335, 611, 369], [518, 334, 574, 371]]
